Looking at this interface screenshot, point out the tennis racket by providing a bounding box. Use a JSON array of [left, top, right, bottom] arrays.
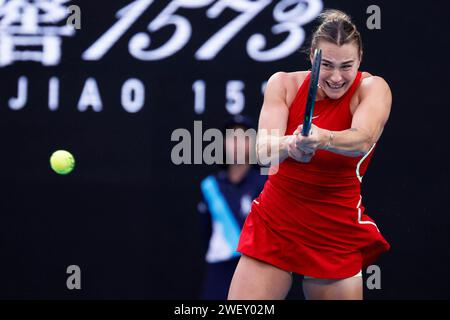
[[301, 48, 322, 137]]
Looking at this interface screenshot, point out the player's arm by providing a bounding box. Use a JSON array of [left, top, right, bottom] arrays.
[[256, 72, 310, 166], [256, 72, 290, 166], [320, 76, 392, 157]]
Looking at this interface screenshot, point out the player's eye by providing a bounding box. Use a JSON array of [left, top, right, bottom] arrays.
[[341, 65, 352, 70]]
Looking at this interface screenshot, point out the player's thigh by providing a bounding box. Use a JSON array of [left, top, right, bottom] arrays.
[[228, 254, 293, 300], [302, 275, 363, 300]]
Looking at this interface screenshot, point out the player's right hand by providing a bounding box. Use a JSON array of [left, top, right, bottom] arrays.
[[287, 135, 315, 163]]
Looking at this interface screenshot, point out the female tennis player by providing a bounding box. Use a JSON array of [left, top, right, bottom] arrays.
[[228, 9, 392, 300]]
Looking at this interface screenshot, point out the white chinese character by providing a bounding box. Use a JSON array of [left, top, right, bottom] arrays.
[[0, 0, 76, 67]]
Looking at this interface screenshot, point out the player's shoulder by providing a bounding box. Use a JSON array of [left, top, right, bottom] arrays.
[[360, 72, 390, 91], [358, 72, 391, 99], [266, 71, 309, 94], [268, 71, 309, 84]]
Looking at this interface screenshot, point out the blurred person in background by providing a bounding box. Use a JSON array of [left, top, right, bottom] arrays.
[[197, 115, 267, 300]]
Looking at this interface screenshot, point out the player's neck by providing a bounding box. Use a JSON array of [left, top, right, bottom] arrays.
[[316, 85, 329, 101]]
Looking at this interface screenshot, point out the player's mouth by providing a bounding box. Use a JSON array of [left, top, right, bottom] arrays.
[[325, 81, 346, 90]]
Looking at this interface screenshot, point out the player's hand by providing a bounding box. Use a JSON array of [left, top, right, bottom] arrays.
[[293, 124, 327, 153], [287, 135, 315, 163]]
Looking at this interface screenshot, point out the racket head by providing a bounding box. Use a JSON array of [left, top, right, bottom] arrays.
[[301, 48, 322, 136]]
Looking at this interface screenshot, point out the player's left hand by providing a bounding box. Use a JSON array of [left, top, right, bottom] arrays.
[[293, 124, 327, 153]]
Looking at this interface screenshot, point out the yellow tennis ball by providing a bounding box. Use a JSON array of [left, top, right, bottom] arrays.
[[50, 150, 75, 175]]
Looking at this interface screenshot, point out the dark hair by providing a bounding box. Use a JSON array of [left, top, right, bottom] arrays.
[[310, 9, 363, 60]]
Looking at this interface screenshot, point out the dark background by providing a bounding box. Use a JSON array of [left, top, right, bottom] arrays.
[[0, 0, 449, 299]]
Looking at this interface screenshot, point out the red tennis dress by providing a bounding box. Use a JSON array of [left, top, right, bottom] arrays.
[[237, 71, 390, 279]]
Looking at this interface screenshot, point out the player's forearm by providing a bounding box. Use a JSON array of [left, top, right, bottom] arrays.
[[256, 134, 291, 166], [320, 128, 373, 157]]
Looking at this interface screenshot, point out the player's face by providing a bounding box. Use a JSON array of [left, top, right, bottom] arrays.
[[313, 41, 361, 100]]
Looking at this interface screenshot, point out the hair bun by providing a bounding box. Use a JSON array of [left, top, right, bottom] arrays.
[[319, 9, 352, 24]]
